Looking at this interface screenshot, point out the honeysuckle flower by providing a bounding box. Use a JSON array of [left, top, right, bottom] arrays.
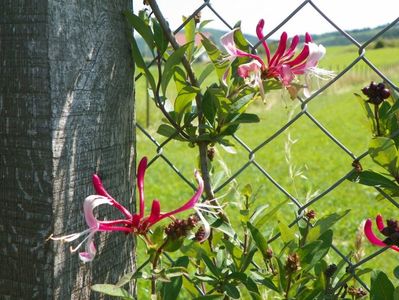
[[51, 157, 211, 262], [364, 214, 399, 252], [220, 19, 333, 98], [133, 157, 218, 242], [50, 194, 133, 262]]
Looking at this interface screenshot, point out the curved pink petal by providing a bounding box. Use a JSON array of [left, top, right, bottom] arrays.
[[237, 61, 262, 79], [305, 32, 313, 43], [279, 35, 299, 64], [220, 29, 265, 68], [92, 174, 113, 198], [279, 65, 295, 86], [286, 44, 309, 68], [364, 219, 387, 247], [159, 171, 204, 220], [92, 174, 132, 219], [147, 200, 161, 225], [376, 214, 385, 232], [270, 32, 288, 67], [194, 208, 210, 243], [84, 195, 112, 228], [78, 237, 97, 263], [132, 214, 141, 228], [305, 43, 325, 68], [137, 157, 147, 218], [256, 19, 270, 63]]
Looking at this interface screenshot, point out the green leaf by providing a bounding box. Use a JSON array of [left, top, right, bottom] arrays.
[[275, 256, 287, 291], [369, 137, 398, 174], [370, 270, 394, 300], [183, 16, 196, 62], [162, 44, 190, 95], [247, 222, 268, 258], [164, 237, 185, 252], [299, 230, 332, 268], [355, 93, 377, 134], [129, 36, 156, 92], [124, 11, 154, 52], [199, 19, 213, 31], [207, 214, 239, 241], [249, 204, 269, 224], [152, 20, 168, 55], [242, 184, 252, 199], [253, 201, 287, 228], [229, 93, 254, 113], [307, 210, 350, 242], [240, 247, 257, 273], [348, 169, 399, 191], [161, 258, 188, 300], [202, 87, 217, 125], [151, 225, 166, 247], [277, 218, 296, 243], [157, 124, 186, 141], [202, 254, 221, 277], [394, 266, 399, 279], [394, 286, 399, 300], [91, 284, 133, 299], [256, 276, 280, 292], [200, 33, 229, 81], [198, 63, 215, 86], [174, 85, 199, 116], [194, 295, 223, 300], [224, 283, 240, 299], [225, 113, 260, 126], [232, 26, 250, 52]]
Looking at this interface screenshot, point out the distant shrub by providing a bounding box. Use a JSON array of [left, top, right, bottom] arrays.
[[374, 40, 385, 49]]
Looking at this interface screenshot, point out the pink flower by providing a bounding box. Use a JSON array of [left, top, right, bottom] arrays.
[[364, 214, 399, 252], [220, 19, 331, 97], [131, 157, 205, 234], [51, 157, 209, 262], [50, 194, 133, 262]]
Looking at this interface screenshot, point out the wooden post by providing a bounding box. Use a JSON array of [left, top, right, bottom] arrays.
[[0, 0, 135, 298]]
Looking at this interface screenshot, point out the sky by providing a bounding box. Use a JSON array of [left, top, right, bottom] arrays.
[[134, 0, 399, 37]]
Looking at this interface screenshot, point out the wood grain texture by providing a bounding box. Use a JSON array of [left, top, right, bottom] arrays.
[[0, 0, 135, 298]]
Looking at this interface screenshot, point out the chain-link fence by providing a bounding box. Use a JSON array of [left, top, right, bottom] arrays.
[[134, 0, 399, 293]]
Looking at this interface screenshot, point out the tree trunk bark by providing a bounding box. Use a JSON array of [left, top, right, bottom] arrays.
[[0, 1, 135, 299]]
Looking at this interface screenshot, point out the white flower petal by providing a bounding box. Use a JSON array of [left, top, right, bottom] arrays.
[[194, 208, 211, 242]]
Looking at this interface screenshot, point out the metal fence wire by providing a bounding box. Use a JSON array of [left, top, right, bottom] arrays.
[[134, 0, 399, 293]]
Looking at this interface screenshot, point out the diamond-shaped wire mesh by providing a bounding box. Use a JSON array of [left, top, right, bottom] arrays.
[[134, 0, 399, 293]]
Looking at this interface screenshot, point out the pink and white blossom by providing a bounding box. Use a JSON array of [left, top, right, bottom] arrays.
[[51, 157, 211, 262], [220, 19, 333, 98]]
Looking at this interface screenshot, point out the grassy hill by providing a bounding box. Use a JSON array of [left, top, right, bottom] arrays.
[[136, 23, 399, 56]]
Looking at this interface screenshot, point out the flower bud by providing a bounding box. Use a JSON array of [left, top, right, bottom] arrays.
[[207, 147, 216, 161], [348, 286, 367, 298], [352, 160, 363, 173], [285, 253, 300, 273], [305, 210, 316, 220], [194, 227, 206, 243], [325, 264, 337, 277], [165, 216, 198, 240], [361, 82, 391, 105]]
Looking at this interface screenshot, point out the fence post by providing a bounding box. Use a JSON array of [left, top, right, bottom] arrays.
[[0, 0, 135, 298]]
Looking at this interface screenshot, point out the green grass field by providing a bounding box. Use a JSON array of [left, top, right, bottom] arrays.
[[134, 44, 399, 296]]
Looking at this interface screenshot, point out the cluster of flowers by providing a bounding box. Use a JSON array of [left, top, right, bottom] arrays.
[[221, 19, 333, 99], [51, 157, 219, 262]]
